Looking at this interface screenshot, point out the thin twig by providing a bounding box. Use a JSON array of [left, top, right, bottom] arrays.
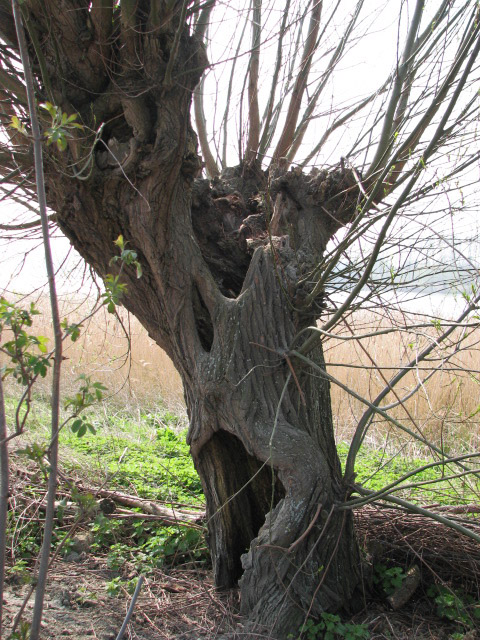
[[115, 575, 145, 640]]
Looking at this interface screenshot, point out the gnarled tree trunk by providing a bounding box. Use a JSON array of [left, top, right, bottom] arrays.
[[54, 160, 363, 636], [1, 3, 363, 636]]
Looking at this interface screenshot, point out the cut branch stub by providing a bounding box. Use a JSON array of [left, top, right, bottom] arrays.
[[270, 166, 360, 255]]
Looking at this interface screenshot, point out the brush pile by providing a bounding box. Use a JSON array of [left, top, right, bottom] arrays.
[[355, 504, 480, 592]]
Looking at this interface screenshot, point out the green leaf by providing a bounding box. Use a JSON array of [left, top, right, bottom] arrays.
[[114, 235, 124, 250], [71, 419, 82, 433], [36, 335, 49, 353], [77, 424, 87, 438], [57, 136, 68, 152], [40, 102, 57, 118], [10, 115, 27, 136]]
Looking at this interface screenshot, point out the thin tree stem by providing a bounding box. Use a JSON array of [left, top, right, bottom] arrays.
[[0, 375, 8, 638], [367, 0, 424, 176], [11, 3, 63, 639]]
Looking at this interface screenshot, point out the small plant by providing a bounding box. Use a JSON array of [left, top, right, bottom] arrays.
[[106, 576, 123, 597], [373, 563, 406, 596], [76, 586, 98, 606], [10, 620, 31, 640], [39, 102, 83, 151], [293, 614, 370, 640], [90, 513, 125, 550], [110, 234, 142, 279], [106, 576, 139, 597], [427, 584, 480, 627], [101, 235, 143, 313], [64, 374, 107, 438], [16, 442, 49, 480], [7, 559, 31, 585], [106, 543, 130, 570], [0, 298, 50, 386]]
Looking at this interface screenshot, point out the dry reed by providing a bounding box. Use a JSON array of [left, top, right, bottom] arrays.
[[2, 295, 479, 454]]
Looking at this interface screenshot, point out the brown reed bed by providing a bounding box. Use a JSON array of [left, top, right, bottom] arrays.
[[2, 294, 480, 454]]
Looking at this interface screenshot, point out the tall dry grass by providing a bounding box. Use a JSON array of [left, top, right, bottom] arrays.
[[2, 295, 479, 453], [324, 310, 480, 453], [1, 295, 184, 412]]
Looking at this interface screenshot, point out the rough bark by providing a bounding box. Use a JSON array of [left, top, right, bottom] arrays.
[[1, 4, 364, 636]]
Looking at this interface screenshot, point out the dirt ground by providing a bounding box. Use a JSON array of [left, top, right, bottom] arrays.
[[3, 551, 477, 640], [3, 554, 239, 640], [3, 504, 480, 639]]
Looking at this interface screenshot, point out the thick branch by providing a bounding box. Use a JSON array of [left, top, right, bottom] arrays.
[[245, 0, 261, 165], [271, 0, 322, 167], [367, 0, 424, 176]]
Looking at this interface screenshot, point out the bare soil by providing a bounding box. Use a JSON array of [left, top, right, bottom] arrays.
[[3, 554, 239, 639], [3, 548, 478, 640]]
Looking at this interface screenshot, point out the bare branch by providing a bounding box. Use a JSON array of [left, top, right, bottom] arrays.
[[344, 295, 480, 481], [0, 214, 55, 231], [220, 16, 249, 167], [367, 0, 425, 177], [193, 0, 219, 177], [257, 0, 291, 162], [271, 0, 322, 167], [0, 66, 27, 104], [286, 0, 364, 164], [355, 489, 480, 545], [245, 0, 261, 165], [367, 3, 480, 193], [300, 87, 389, 168]]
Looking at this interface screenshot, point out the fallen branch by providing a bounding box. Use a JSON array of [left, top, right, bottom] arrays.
[[92, 488, 205, 523]]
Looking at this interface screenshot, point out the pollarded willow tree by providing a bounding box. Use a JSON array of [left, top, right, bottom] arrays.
[[1, 0, 480, 636]]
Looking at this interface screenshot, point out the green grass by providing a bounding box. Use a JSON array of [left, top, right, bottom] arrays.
[[337, 442, 480, 506], [6, 390, 478, 510], [63, 425, 203, 504], [4, 391, 208, 580], [6, 391, 202, 504]]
